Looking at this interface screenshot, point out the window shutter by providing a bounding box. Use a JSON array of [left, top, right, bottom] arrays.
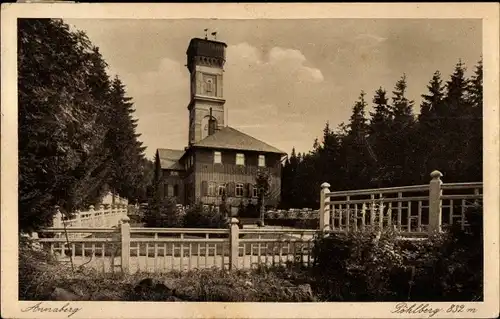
[[164, 183, 168, 198], [249, 183, 255, 197], [201, 181, 208, 196], [227, 182, 235, 197]]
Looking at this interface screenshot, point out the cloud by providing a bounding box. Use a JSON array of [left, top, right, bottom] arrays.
[[116, 43, 330, 157], [227, 43, 324, 83], [121, 57, 188, 96]]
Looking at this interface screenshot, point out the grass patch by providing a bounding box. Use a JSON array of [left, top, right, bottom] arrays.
[[21, 239, 317, 302]]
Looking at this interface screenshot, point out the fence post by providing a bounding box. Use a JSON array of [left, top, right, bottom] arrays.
[[52, 206, 62, 228], [74, 210, 82, 228], [319, 182, 331, 232], [88, 205, 95, 228], [120, 216, 131, 274], [229, 218, 240, 270], [111, 204, 117, 225], [429, 170, 443, 233], [123, 204, 129, 218]]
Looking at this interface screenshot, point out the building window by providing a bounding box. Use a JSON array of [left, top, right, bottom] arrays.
[[167, 185, 174, 197], [218, 184, 226, 196], [235, 183, 244, 197], [206, 78, 213, 93], [164, 184, 169, 198], [173, 184, 179, 197], [171, 171, 179, 176], [208, 182, 216, 196], [236, 153, 245, 166], [252, 186, 258, 198], [258, 155, 266, 167], [214, 151, 222, 164]]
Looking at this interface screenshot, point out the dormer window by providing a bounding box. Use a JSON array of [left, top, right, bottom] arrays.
[[236, 153, 245, 166], [258, 154, 266, 167], [214, 151, 222, 164]]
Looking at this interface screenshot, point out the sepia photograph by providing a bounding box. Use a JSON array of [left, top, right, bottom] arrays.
[[1, 3, 499, 319]]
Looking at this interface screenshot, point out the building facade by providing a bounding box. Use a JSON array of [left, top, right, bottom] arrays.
[[155, 37, 286, 214]]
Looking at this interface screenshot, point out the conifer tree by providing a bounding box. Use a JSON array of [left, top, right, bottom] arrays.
[[106, 77, 147, 200], [368, 87, 394, 185], [463, 58, 483, 181], [342, 91, 372, 189], [388, 75, 417, 185], [441, 60, 471, 180], [420, 71, 445, 122]]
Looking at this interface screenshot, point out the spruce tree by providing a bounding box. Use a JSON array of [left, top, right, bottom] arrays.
[[464, 58, 483, 181], [417, 71, 446, 182], [369, 87, 394, 186], [388, 75, 417, 185], [106, 77, 147, 201], [442, 60, 471, 180], [342, 91, 372, 189], [420, 71, 445, 122]]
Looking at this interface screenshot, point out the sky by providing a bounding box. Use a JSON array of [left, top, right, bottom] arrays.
[[65, 19, 481, 159]]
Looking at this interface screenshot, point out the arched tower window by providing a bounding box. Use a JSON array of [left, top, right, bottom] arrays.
[[203, 74, 216, 97], [201, 115, 217, 140]]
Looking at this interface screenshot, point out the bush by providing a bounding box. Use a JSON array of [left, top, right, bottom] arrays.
[[182, 202, 226, 229], [238, 202, 260, 218], [409, 203, 483, 301], [144, 197, 183, 228], [312, 227, 410, 301], [311, 204, 483, 301]]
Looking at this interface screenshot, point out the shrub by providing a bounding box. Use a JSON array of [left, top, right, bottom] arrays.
[[311, 204, 483, 301], [182, 202, 226, 229], [312, 227, 411, 301], [144, 197, 183, 228], [238, 202, 260, 218], [409, 203, 483, 301]]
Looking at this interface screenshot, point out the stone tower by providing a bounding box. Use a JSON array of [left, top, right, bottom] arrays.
[[186, 37, 227, 145]]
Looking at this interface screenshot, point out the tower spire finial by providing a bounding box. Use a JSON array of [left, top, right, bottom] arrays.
[[204, 28, 208, 40], [211, 31, 217, 40]]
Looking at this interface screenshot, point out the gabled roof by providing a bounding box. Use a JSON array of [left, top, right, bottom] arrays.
[[157, 148, 185, 170], [192, 126, 286, 155]]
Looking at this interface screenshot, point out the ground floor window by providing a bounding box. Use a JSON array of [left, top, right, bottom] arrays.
[[235, 183, 244, 197], [208, 182, 217, 196], [218, 184, 226, 196], [252, 186, 258, 198]]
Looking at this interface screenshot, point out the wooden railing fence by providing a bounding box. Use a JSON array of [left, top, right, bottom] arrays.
[[319, 170, 483, 234], [34, 170, 481, 274]]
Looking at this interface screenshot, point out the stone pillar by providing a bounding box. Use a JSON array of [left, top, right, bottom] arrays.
[[429, 170, 443, 233], [120, 216, 131, 274], [319, 182, 331, 232], [229, 218, 240, 270]]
